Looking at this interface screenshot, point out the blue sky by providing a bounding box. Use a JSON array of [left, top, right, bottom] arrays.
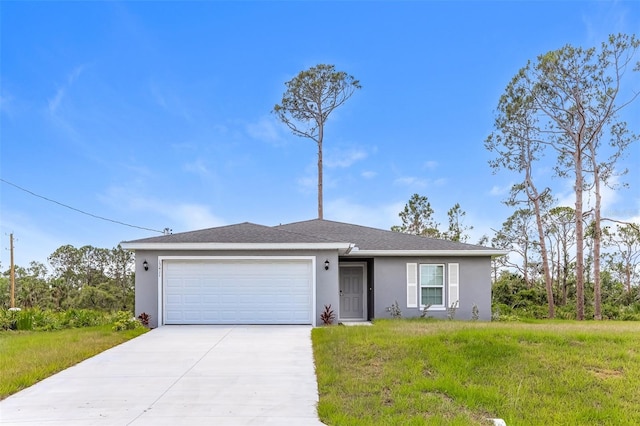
[[1, 1, 639, 268]]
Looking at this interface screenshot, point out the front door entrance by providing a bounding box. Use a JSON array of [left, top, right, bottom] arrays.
[[339, 265, 365, 320]]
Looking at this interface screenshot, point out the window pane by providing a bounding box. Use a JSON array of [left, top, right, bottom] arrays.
[[420, 265, 444, 286], [421, 287, 443, 306]]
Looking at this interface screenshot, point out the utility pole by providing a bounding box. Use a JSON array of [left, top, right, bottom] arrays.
[[10, 233, 15, 308]]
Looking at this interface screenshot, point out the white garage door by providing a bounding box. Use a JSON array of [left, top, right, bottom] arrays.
[[163, 258, 314, 325]]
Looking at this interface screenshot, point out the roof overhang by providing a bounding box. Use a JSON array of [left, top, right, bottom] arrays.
[[345, 249, 509, 257], [120, 242, 354, 254]]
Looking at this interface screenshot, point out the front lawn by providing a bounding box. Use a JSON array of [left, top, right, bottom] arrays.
[[0, 325, 147, 399], [312, 319, 640, 426]]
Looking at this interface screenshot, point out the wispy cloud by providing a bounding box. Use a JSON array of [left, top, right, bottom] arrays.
[[361, 170, 377, 179], [423, 160, 438, 170], [0, 93, 14, 117], [325, 148, 367, 168], [296, 175, 316, 194], [148, 81, 193, 122], [48, 64, 86, 115], [325, 198, 404, 230], [393, 175, 447, 188], [99, 186, 226, 232], [0, 210, 63, 268], [489, 184, 512, 196], [394, 176, 428, 187], [246, 116, 283, 144], [169, 204, 226, 230], [183, 158, 212, 178]]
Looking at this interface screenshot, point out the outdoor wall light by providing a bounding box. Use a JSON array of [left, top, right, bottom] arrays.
[[143, 260, 149, 271], [324, 259, 330, 270]]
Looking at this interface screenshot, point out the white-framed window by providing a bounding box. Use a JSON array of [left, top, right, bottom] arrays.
[[419, 264, 445, 308]]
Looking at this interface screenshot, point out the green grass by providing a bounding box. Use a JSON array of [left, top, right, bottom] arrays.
[[312, 319, 640, 426], [0, 325, 147, 399]]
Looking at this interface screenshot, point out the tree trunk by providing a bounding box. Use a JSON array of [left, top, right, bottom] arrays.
[[317, 126, 324, 220], [574, 149, 585, 320], [533, 200, 555, 318], [526, 161, 554, 317], [593, 166, 602, 320]]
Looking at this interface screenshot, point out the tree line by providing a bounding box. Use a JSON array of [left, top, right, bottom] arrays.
[[391, 34, 640, 321], [0, 245, 134, 312], [485, 33, 639, 320]]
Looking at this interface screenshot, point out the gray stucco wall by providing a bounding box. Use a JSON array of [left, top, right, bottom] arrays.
[[133, 249, 339, 328], [371, 256, 492, 320]]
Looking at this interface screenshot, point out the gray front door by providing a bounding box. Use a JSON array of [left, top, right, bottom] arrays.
[[339, 266, 364, 319]]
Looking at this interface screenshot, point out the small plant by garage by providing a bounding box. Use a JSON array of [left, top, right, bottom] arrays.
[[137, 312, 151, 327], [320, 304, 336, 325]]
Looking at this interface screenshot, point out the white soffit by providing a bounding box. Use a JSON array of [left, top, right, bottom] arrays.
[[120, 242, 353, 251]]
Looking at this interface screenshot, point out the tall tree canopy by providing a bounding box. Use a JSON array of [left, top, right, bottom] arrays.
[[273, 64, 361, 219], [391, 193, 441, 237], [486, 33, 639, 320]]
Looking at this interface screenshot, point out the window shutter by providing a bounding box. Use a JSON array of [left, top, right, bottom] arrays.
[[407, 263, 418, 308], [448, 263, 459, 308]]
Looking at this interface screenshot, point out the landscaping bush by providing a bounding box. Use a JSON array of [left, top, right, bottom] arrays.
[[60, 309, 106, 328], [0, 308, 136, 331], [111, 311, 144, 331], [0, 309, 21, 330]]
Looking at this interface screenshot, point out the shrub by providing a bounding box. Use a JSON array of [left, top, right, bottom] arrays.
[[111, 311, 144, 331], [16, 310, 33, 331], [447, 302, 458, 320], [0, 308, 128, 331], [419, 304, 432, 318], [57, 309, 105, 328], [388, 301, 402, 318], [0, 309, 21, 330], [471, 304, 479, 321]]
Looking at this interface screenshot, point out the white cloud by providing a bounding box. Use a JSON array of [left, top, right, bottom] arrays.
[[489, 183, 512, 196], [394, 176, 428, 187], [361, 170, 377, 179], [246, 116, 283, 144], [0, 211, 63, 269], [544, 175, 634, 221], [148, 81, 193, 122], [393, 176, 447, 188], [296, 175, 316, 194], [0, 94, 13, 116], [47, 64, 86, 115], [99, 186, 226, 232], [433, 178, 447, 186], [183, 158, 211, 178], [48, 88, 66, 114], [423, 160, 438, 170], [325, 148, 367, 168], [325, 198, 404, 230], [168, 204, 225, 230]]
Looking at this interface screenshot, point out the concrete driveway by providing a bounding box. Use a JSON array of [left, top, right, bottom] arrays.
[[0, 326, 324, 425]]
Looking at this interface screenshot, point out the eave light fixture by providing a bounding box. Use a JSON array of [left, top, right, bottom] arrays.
[[324, 259, 330, 270], [143, 260, 149, 271]]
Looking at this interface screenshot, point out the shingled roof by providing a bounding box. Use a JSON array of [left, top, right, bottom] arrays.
[[122, 219, 504, 256], [275, 219, 496, 252], [122, 222, 337, 244]]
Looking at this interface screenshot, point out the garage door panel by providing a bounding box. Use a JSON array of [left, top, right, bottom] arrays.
[[163, 259, 313, 325]]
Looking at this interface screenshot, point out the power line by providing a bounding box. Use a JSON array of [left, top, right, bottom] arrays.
[[0, 178, 165, 234]]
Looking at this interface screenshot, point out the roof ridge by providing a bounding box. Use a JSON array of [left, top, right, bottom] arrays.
[[270, 222, 343, 243], [277, 218, 492, 250]]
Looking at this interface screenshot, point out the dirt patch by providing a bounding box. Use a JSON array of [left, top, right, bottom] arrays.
[[589, 367, 624, 379]]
